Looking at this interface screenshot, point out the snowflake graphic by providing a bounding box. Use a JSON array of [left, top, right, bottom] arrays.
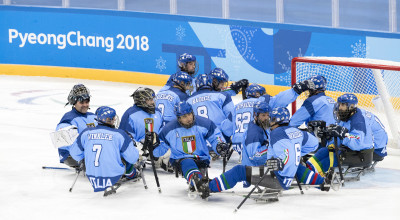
[[277, 48, 308, 73], [176, 25, 186, 41], [276, 48, 314, 85], [275, 73, 292, 85], [351, 40, 367, 58], [156, 56, 166, 72]]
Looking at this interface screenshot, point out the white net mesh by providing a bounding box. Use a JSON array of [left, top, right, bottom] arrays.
[[293, 57, 400, 149]]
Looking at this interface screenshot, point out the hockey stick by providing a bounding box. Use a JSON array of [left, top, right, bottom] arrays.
[[222, 143, 233, 173], [145, 132, 162, 193], [42, 166, 72, 171], [234, 168, 270, 213], [294, 175, 304, 194], [69, 168, 82, 192], [334, 137, 345, 186], [241, 84, 248, 100]]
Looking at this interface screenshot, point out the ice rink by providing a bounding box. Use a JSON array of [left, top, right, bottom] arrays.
[[1, 75, 400, 220]]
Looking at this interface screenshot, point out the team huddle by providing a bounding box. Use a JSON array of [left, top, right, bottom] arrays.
[[51, 53, 388, 199]]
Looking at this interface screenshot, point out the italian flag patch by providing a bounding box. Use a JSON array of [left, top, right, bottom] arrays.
[[283, 149, 289, 165], [144, 118, 154, 132], [182, 135, 196, 154], [348, 134, 360, 140]]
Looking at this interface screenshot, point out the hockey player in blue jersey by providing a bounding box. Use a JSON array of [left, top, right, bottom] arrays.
[[120, 87, 163, 143], [169, 104, 330, 199], [54, 84, 97, 168], [156, 71, 191, 124], [307, 94, 375, 176], [70, 106, 141, 195], [187, 73, 235, 141], [208, 67, 249, 97], [152, 101, 229, 199], [232, 82, 306, 159], [159, 53, 198, 94], [290, 75, 336, 128], [205, 105, 330, 196], [363, 110, 388, 161], [119, 87, 172, 172]]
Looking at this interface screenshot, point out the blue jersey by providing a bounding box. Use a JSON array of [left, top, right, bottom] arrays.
[[241, 121, 269, 166], [232, 88, 298, 148], [289, 92, 336, 127], [56, 108, 97, 162], [153, 116, 226, 161], [156, 87, 189, 124], [268, 126, 319, 190], [119, 105, 164, 143], [329, 109, 374, 151], [360, 109, 388, 150], [70, 125, 139, 192], [186, 89, 235, 137]]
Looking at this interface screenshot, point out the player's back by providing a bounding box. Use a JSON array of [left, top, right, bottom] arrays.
[[79, 126, 132, 191], [187, 89, 233, 129], [290, 92, 336, 127], [156, 87, 188, 124], [270, 126, 318, 178], [232, 97, 258, 145]]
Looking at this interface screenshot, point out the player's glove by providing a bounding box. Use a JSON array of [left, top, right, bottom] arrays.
[[216, 142, 230, 157], [230, 79, 249, 94], [292, 80, 313, 95], [266, 158, 284, 171], [77, 160, 86, 172], [327, 124, 348, 140], [144, 131, 160, 150]]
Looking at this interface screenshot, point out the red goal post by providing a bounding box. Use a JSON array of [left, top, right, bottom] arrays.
[[291, 56, 400, 149]]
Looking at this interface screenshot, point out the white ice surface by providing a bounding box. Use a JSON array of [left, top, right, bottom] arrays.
[[0, 75, 399, 220]]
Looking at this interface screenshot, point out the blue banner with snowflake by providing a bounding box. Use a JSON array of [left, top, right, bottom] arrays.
[[1, 6, 400, 86]]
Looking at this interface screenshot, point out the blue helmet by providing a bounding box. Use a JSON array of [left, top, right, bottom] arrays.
[[178, 53, 196, 68], [95, 106, 117, 125], [178, 53, 197, 76], [269, 107, 291, 125], [175, 101, 195, 128], [308, 75, 327, 91], [246, 84, 266, 98], [209, 68, 229, 82], [195, 74, 213, 90], [337, 93, 358, 105], [334, 93, 358, 122], [253, 101, 270, 115], [172, 71, 192, 91], [209, 68, 229, 91], [175, 101, 193, 117]]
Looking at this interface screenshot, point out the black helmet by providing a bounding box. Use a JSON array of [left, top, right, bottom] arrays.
[[131, 87, 156, 114]]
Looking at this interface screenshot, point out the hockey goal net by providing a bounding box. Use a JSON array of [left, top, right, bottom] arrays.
[[291, 56, 400, 149]]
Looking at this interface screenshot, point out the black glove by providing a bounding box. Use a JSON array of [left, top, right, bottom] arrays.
[[307, 120, 328, 138], [230, 79, 249, 94], [292, 80, 312, 95], [216, 142, 230, 157], [144, 131, 160, 150], [327, 124, 348, 140], [266, 158, 284, 171]]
